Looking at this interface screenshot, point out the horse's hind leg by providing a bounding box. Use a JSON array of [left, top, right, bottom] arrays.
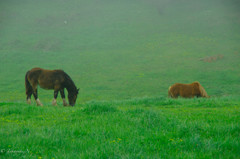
[[60, 89, 68, 106], [26, 88, 33, 104], [52, 90, 58, 106], [25, 76, 33, 104], [32, 85, 43, 106]]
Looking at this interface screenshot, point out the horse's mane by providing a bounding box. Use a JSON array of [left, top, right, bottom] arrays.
[[192, 81, 209, 97], [62, 71, 77, 93], [199, 84, 209, 97]]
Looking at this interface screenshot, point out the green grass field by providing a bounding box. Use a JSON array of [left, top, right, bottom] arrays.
[[0, 0, 240, 158], [1, 97, 240, 158]]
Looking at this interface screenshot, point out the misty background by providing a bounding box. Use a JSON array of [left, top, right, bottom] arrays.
[[0, 0, 240, 102]]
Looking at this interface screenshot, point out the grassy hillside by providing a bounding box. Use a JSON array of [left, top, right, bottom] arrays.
[[0, 97, 240, 158], [0, 1, 240, 158], [0, 0, 240, 102]]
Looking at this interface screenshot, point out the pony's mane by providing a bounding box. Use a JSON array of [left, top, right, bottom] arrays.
[[199, 84, 209, 97], [192, 81, 209, 97]]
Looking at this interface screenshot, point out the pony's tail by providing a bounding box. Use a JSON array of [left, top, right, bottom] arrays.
[[168, 86, 172, 98], [25, 71, 32, 97]]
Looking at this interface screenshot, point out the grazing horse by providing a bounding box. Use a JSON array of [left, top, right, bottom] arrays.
[[25, 68, 79, 106], [168, 81, 209, 98]]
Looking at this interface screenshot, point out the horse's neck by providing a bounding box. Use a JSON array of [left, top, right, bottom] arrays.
[[65, 79, 76, 92]]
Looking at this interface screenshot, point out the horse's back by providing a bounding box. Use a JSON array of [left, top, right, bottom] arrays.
[[30, 67, 43, 71], [28, 68, 64, 77], [169, 82, 198, 98], [26, 68, 66, 89], [26, 68, 43, 80]]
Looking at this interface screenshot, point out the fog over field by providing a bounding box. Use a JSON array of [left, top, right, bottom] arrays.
[[0, 0, 240, 102], [1, 1, 240, 158]]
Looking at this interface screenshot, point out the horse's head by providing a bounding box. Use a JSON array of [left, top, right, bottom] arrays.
[[68, 88, 79, 106]]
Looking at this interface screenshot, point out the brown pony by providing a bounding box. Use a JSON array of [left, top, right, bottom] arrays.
[[168, 81, 209, 98], [25, 67, 79, 106]]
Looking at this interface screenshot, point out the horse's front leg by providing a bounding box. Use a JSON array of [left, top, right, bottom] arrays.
[[52, 90, 59, 106], [60, 89, 68, 106]]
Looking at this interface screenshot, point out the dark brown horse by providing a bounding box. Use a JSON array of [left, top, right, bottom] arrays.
[[25, 68, 79, 106]]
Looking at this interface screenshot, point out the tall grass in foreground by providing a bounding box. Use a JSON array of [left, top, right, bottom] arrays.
[[0, 96, 239, 158]]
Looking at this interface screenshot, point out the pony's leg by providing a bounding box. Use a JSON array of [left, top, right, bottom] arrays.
[[60, 89, 68, 106], [32, 87, 43, 106], [52, 90, 58, 106]]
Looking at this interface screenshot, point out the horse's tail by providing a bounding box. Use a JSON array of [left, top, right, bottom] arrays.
[[25, 71, 32, 97], [168, 86, 172, 98]]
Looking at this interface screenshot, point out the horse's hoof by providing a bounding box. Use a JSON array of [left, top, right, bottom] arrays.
[[27, 99, 31, 105], [62, 99, 68, 106], [36, 99, 43, 106], [52, 99, 57, 106], [63, 104, 70, 107]]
